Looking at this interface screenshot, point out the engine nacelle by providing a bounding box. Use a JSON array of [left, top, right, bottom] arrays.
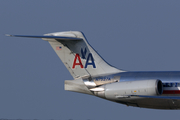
[[93, 79, 163, 100]]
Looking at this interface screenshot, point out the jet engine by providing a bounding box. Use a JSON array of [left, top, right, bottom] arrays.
[[91, 79, 163, 100]]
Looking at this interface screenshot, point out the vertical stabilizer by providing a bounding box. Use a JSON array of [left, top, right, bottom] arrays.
[[42, 31, 124, 79], [7, 31, 124, 79]]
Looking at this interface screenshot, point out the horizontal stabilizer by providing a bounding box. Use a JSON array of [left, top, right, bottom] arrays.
[[6, 34, 83, 40]]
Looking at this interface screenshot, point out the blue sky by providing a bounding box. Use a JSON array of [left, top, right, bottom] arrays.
[[1, 1, 180, 120]]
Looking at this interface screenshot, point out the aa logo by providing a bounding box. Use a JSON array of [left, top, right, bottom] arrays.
[[72, 48, 96, 69]]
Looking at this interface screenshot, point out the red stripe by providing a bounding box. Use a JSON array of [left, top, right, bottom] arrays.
[[163, 90, 180, 94]]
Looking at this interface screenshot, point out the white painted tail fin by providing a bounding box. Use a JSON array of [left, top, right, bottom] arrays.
[[7, 31, 124, 79]]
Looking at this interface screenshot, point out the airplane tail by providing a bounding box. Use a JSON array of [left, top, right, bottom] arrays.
[[44, 31, 124, 79], [7, 31, 124, 79]]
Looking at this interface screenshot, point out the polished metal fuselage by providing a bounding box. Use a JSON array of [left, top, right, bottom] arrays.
[[91, 71, 180, 109]]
